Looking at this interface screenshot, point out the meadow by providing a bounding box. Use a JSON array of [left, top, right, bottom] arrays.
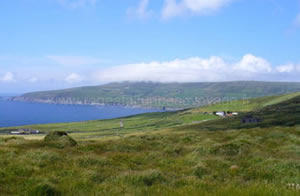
[[1, 126, 300, 195]]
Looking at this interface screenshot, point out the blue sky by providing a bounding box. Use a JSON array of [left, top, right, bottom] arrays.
[[1, 0, 300, 93]]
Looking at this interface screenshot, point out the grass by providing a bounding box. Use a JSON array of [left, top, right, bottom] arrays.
[[0, 127, 300, 195]]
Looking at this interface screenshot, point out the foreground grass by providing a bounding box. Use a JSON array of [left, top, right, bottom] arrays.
[[1, 126, 300, 195]]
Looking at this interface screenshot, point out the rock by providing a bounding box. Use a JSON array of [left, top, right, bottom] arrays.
[[44, 131, 77, 148]]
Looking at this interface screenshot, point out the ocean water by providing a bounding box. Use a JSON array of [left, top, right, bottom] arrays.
[[0, 100, 160, 127]]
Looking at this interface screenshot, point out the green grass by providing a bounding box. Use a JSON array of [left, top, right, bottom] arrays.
[[0, 127, 300, 195]]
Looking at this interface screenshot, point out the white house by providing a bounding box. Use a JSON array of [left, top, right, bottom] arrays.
[[216, 112, 225, 117]]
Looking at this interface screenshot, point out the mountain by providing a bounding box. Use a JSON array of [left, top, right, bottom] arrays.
[[11, 81, 300, 108]]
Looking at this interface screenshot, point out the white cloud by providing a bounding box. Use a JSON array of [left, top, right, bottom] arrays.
[[276, 64, 295, 73], [47, 55, 103, 66], [56, 0, 97, 8], [1, 72, 15, 83], [162, 0, 233, 19], [93, 54, 300, 83], [234, 54, 272, 73], [65, 73, 83, 83], [127, 0, 152, 20]]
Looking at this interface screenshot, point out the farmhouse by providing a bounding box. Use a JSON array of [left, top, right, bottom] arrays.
[[216, 112, 225, 117], [213, 111, 239, 117]]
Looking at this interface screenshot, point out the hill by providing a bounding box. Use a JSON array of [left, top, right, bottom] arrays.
[[11, 81, 300, 108], [183, 93, 300, 131]]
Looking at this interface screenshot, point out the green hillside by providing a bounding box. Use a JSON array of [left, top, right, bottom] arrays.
[[183, 94, 300, 131], [11, 81, 300, 108]]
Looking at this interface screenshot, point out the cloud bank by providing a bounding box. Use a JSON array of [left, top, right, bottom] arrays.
[[93, 54, 300, 83]]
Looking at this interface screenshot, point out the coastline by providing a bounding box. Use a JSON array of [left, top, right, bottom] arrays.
[[9, 97, 183, 111]]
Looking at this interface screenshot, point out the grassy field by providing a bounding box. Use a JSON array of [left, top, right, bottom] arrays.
[[1, 93, 300, 195], [1, 126, 300, 195]]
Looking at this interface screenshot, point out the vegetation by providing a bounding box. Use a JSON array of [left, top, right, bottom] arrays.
[[11, 81, 300, 108], [1, 92, 300, 195], [1, 126, 300, 195]]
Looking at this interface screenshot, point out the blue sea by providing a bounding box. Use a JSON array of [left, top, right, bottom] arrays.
[[0, 99, 160, 127]]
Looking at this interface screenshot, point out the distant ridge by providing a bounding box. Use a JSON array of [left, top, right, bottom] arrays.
[[11, 81, 300, 108]]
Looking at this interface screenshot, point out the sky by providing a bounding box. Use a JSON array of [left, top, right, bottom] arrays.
[[1, 0, 300, 93]]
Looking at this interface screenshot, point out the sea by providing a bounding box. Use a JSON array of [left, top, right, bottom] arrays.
[[0, 97, 161, 127]]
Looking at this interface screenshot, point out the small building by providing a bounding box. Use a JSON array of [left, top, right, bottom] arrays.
[[241, 115, 262, 124], [10, 129, 40, 135], [216, 112, 225, 117], [11, 131, 21, 135], [30, 130, 40, 134]]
